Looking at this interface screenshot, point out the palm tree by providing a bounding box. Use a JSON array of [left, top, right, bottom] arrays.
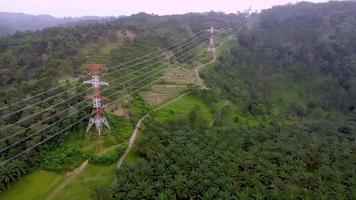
[[10, 160, 27, 179], [0, 166, 12, 188]]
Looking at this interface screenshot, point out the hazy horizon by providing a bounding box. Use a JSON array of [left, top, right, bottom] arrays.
[[1, 0, 329, 18]]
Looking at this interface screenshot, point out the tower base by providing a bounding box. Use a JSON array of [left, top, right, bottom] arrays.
[[208, 47, 216, 53], [86, 116, 111, 136]]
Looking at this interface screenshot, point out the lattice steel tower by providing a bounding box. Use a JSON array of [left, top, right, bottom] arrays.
[[83, 64, 111, 135], [207, 24, 215, 53]]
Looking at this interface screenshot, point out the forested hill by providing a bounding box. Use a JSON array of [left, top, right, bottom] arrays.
[[111, 2, 356, 199], [0, 11, 238, 194], [0, 12, 236, 108], [0, 12, 111, 36], [208, 1, 356, 116], [1, 1, 356, 199]]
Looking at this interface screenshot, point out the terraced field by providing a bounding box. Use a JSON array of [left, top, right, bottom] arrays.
[[140, 66, 198, 105]]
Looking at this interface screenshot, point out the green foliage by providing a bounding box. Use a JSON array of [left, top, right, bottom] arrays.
[[0, 12, 230, 186], [127, 96, 152, 123], [90, 146, 126, 165], [156, 94, 214, 122], [112, 117, 356, 199], [109, 2, 356, 199], [206, 1, 356, 119], [2, 1, 356, 198], [40, 144, 88, 172], [107, 115, 133, 143], [0, 170, 63, 199], [39, 116, 132, 172]]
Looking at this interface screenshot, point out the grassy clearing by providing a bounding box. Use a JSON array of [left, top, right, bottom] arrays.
[[155, 95, 214, 121], [0, 170, 63, 200], [0, 116, 133, 200], [0, 164, 116, 200], [50, 164, 115, 200]]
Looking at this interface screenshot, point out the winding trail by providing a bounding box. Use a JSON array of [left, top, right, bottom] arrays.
[[45, 160, 89, 200], [194, 53, 216, 90], [116, 114, 149, 169], [114, 37, 232, 170]]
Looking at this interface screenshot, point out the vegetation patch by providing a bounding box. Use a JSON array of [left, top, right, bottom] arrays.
[[49, 164, 116, 200], [155, 94, 214, 121], [0, 170, 63, 200], [113, 116, 356, 199]]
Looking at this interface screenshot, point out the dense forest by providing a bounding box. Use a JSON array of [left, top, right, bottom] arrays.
[[207, 1, 356, 115], [110, 1, 356, 199]]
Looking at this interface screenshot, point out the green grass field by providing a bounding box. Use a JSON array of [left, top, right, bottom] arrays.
[[0, 164, 115, 200], [0, 170, 63, 200], [155, 95, 214, 122], [0, 116, 132, 200], [50, 164, 115, 200]]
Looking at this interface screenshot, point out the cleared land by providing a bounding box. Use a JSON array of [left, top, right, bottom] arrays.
[[140, 66, 198, 105]]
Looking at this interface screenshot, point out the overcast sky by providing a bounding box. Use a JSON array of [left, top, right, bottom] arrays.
[[1, 0, 330, 17]]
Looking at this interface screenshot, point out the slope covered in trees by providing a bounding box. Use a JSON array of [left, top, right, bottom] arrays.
[[206, 1, 356, 117], [111, 1, 356, 199], [0, 12, 239, 193], [113, 114, 356, 199], [1, 1, 356, 198]]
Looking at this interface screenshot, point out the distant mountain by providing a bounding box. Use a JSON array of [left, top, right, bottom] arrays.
[[0, 12, 117, 36]]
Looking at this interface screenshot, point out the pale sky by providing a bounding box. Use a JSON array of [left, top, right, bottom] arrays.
[[1, 0, 330, 17]]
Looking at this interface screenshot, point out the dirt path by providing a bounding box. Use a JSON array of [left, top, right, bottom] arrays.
[[45, 160, 89, 200], [194, 50, 217, 90], [117, 114, 149, 169], [194, 37, 233, 90], [114, 37, 229, 171]]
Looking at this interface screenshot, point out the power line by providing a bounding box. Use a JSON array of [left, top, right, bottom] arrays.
[[0, 36, 208, 151], [0, 31, 208, 121], [0, 18, 245, 166], [0, 23, 212, 112], [0, 32, 209, 134], [0, 35, 212, 167], [0, 18, 238, 127], [0, 16, 238, 112]]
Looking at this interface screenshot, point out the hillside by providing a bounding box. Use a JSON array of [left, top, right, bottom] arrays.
[[0, 12, 112, 36], [0, 1, 356, 199], [112, 1, 356, 199], [0, 11, 239, 199]]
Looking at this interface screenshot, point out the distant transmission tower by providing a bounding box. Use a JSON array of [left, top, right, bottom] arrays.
[[163, 51, 170, 65], [83, 64, 111, 136], [207, 23, 216, 53]]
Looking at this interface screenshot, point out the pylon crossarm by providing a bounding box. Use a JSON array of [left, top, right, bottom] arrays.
[[84, 64, 111, 136]]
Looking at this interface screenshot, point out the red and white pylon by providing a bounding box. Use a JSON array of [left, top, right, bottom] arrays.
[[207, 24, 215, 53], [83, 64, 111, 136]]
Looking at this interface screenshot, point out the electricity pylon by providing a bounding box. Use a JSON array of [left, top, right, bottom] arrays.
[[163, 51, 170, 65], [83, 64, 111, 136], [207, 24, 216, 53]]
